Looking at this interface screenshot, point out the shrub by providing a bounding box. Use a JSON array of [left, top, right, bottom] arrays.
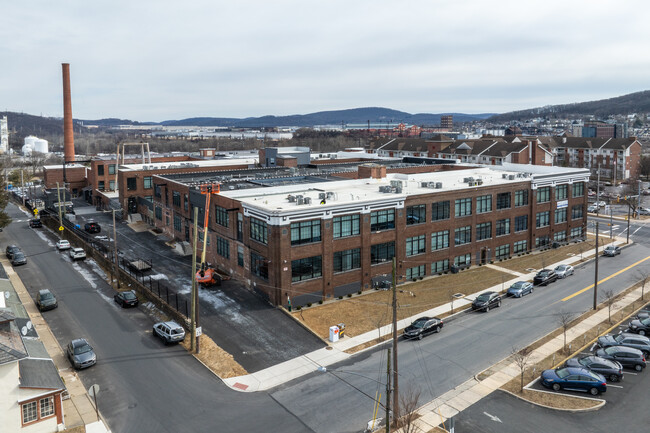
[[306, 303, 312, 307], [296, 306, 302, 310], [318, 300, 323, 304], [347, 293, 352, 298], [357, 290, 362, 295], [338, 295, 343, 300]]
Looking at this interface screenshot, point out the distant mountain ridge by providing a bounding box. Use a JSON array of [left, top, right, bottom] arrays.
[[489, 90, 650, 122], [84, 107, 494, 128]]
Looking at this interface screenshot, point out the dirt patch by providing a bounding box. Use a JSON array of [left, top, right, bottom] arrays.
[[64, 426, 86, 433], [180, 334, 247, 379], [503, 387, 601, 410], [293, 267, 512, 339]]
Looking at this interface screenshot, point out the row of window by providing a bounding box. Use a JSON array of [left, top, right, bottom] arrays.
[[22, 396, 54, 425]]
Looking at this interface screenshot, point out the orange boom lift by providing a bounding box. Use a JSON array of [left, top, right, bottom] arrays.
[[195, 183, 221, 286]]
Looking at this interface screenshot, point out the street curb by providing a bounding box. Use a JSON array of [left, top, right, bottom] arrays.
[[499, 388, 606, 412]]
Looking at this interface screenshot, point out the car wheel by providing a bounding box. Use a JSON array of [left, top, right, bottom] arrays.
[[485, 306, 490, 313], [552, 383, 561, 391], [589, 387, 599, 396], [635, 364, 643, 372], [640, 330, 646, 336], [530, 287, 534, 294], [435, 325, 441, 333], [497, 300, 501, 308], [609, 374, 620, 382], [417, 333, 423, 340]]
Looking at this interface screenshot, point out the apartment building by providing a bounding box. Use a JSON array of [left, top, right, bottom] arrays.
[[148, 162, 589, 307]]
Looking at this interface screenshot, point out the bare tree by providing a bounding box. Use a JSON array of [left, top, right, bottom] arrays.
[[511, 346, 532, 393], [28, 151, 48, 176], [557, 311, 575, 353], [396, 387, 421, 433], [601, 289, 617, 323], [636, 270, 650, 301]]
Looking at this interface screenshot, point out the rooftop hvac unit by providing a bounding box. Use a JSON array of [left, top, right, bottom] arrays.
[[435, 182, 443, 189], [421, 182, 429, 188], [394, 187, 402, 193], [297, 197, 305, 205], [326, 192, 335, 200], [502, 173, 508, 179], [477, 179, 483, 185], [287, 195, 296, 202], [463, 177, 470, 183], [304, 197, 312, 204], [390, 180, 403, 188], [508, 175, 515, 180], [319, 192, 326, 200], [379, 186, 390, 193], [296, 195, 303, 200]]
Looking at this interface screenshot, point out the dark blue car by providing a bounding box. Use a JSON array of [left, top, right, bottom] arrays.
[[540, 367, 607, 395]]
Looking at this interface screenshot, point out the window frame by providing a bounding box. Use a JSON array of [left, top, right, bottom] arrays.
[[455, 198, 472, 217], [333, 214, 360, 238]]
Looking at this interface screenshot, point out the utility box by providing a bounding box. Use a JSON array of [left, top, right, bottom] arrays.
[[337, 323, 345, 338], [329, 325, 340, 343]]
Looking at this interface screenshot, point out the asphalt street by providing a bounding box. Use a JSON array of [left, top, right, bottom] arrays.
[[66, 197, 324, 372], [271, 241, 650, 433], [3, 203, 315, 433]]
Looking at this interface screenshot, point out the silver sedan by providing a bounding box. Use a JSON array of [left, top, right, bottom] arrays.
[[554, 264, 574, 278]]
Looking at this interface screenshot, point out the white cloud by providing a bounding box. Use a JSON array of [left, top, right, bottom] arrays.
[[1, 0, 649, 120]]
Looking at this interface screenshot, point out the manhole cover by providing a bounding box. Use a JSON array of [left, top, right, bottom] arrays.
[[452, 293, 465, 299]]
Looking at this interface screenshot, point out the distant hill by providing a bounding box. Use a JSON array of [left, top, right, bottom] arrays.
[[0, 111, 64, 137], [489, 90, 650, 122], [158, 107, 494, 128]]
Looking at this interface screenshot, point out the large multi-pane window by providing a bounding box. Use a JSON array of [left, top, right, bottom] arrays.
[[555, 184, 568, 200], [108, 164, 116, 175], [537, 187, 550, 203], [455, 198, 472, 217], [155, 206, 162, 221], [333, 248, 361, 273], [172, 191, 181, 207], [514, 215, 528, 232], [406, 235, 426, 256], [406, 265, 425, 279], [22, 400, 38, 424], [109, 180, 116, 190], [570, 226, 584, 239], [572, 204, 583, 219], [292, 256, 322, 282], [496, 218, 510, 236], [536, 235, 550, 248], [432, 201, 450, 221], [98, 181, 105, 190], [476, 222, 491, 241], [173, 215, 181, 231], [40, 396, 54, 419], [250, 217, 268, 244], [143, 176, 153, 189], [371, 242, 395, 264], [237, 245, 244, 266], [572, 182, 584, 198], [495, 244, 510, 259], [513, 240, 527, 254], [476, 195, 492, 214], [555, 208, 567, 224], [554, 231, 567, 242], [496, 192, 511, 210], [431, 259, 449, 274], [216, 236, 230, 259], [215, 205, 229, 227], [97, 165, 104, 176], [454, 254, 471, 267], [515, 189, 528, 207], [536, 211, 550, 228], [455, 226, 471, 245], [333, 214, 360, 238], [250, 252, 268, 280], [406, 204, 426, 225], [370, 209, 395, 231], [127, 177, 137, 191], [291, 220, 321, 245], [431, 230, 449, 251]]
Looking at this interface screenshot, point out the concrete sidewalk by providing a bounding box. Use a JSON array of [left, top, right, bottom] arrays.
[[224, 236, 627, 393], [4, 262, 110, 433]]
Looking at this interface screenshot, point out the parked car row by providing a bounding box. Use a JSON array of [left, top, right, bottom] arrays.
[[5, 244, 27, 266]]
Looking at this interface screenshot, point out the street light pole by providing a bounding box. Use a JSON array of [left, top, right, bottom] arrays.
[[594, 222, 599, 310], [386, 347, 391, 433], [191, 207, 198, 353], [391, 257, 398, 424], [596, 163, 601, 216], [112, 210, 120, 290]]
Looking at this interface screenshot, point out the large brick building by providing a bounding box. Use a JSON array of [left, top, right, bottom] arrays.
[[147, 162, 589, 307]]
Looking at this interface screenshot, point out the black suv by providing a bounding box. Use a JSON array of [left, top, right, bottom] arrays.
[[597, 333, 650, 357], [594, 346, 646, 371], [5, 245, 20, 260], [472, 291, 501, 312], [564, 355, 624, 382], [29, 219, 42, 228], [534, 269, 558, 286], [84, 222, 101, 233]]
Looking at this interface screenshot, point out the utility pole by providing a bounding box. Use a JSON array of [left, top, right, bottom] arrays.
[[639, 180, 643, 220], [594, 222, 599, 310], [20, 169, 24, 207], [56, 182, 63, 239], [191, 207, 200, 353], [609, 206, 613, 240], [596, 163, 601, 216], [391, 257, 398, 424], [112, 210, 120, 290], [386, 347, 391, 433], [627, 205, 631, 244]]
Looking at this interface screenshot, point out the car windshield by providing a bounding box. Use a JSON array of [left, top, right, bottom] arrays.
[[556, 265, 567, 271], [579, 357, 592, 366], [411, 319, 427, 328], [40, 292, 54, 300], [170, 328, 183, 335], [614, 334, 626, 343], [123, 292, 136, 300], [476, 294, 491, 301], [510, 282, 525, 289], [13, 253, 25, 259], [555, 368, 570, 379], [538, 271, 548, 276], [641, 317, 650, 326], [604, 346, 618, 355], [73, 343, 92, 355]]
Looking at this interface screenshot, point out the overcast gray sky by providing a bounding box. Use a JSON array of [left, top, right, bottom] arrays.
[[1, 0, 648, 121]]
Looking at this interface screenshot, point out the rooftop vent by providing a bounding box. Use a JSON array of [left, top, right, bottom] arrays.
[[287, 195, 296, 202], [304, 197, 312, 204], [435, 182, 443, 189], [297, 197, 304, 205], [508, 175, 515, 180]]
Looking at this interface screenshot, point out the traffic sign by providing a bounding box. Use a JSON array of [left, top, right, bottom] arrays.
[[33, 209, 38, 215], [196, 326, 202, 337], [58, 226, 64, 231]]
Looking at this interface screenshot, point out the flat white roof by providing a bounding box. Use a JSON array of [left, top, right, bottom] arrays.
[[121, 158, 258, 171]]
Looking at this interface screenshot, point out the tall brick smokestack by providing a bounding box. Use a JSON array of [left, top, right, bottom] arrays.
[[62, 63, 75, 162]]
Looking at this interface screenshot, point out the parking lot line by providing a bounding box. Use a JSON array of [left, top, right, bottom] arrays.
[[625, 372, 638, 376], [562, 255, 650, 302], [608, 384, 624, 389]]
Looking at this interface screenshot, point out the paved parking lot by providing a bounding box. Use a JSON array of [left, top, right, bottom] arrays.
[[57, 198, 325, 372]]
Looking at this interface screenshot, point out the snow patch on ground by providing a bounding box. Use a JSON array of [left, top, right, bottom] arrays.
[[148, 273, 169, 281], [34, 231, 55, 247], [72, 262, 98, 289], [199, 290, 246, 324], [86, 259, 109, 281]]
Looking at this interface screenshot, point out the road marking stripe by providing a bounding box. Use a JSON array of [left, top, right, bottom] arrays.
[[633, 226, 643, 234], [561, 255, 650, 302], [608, 384, 624, 388], [625, 372, 638, 376]]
